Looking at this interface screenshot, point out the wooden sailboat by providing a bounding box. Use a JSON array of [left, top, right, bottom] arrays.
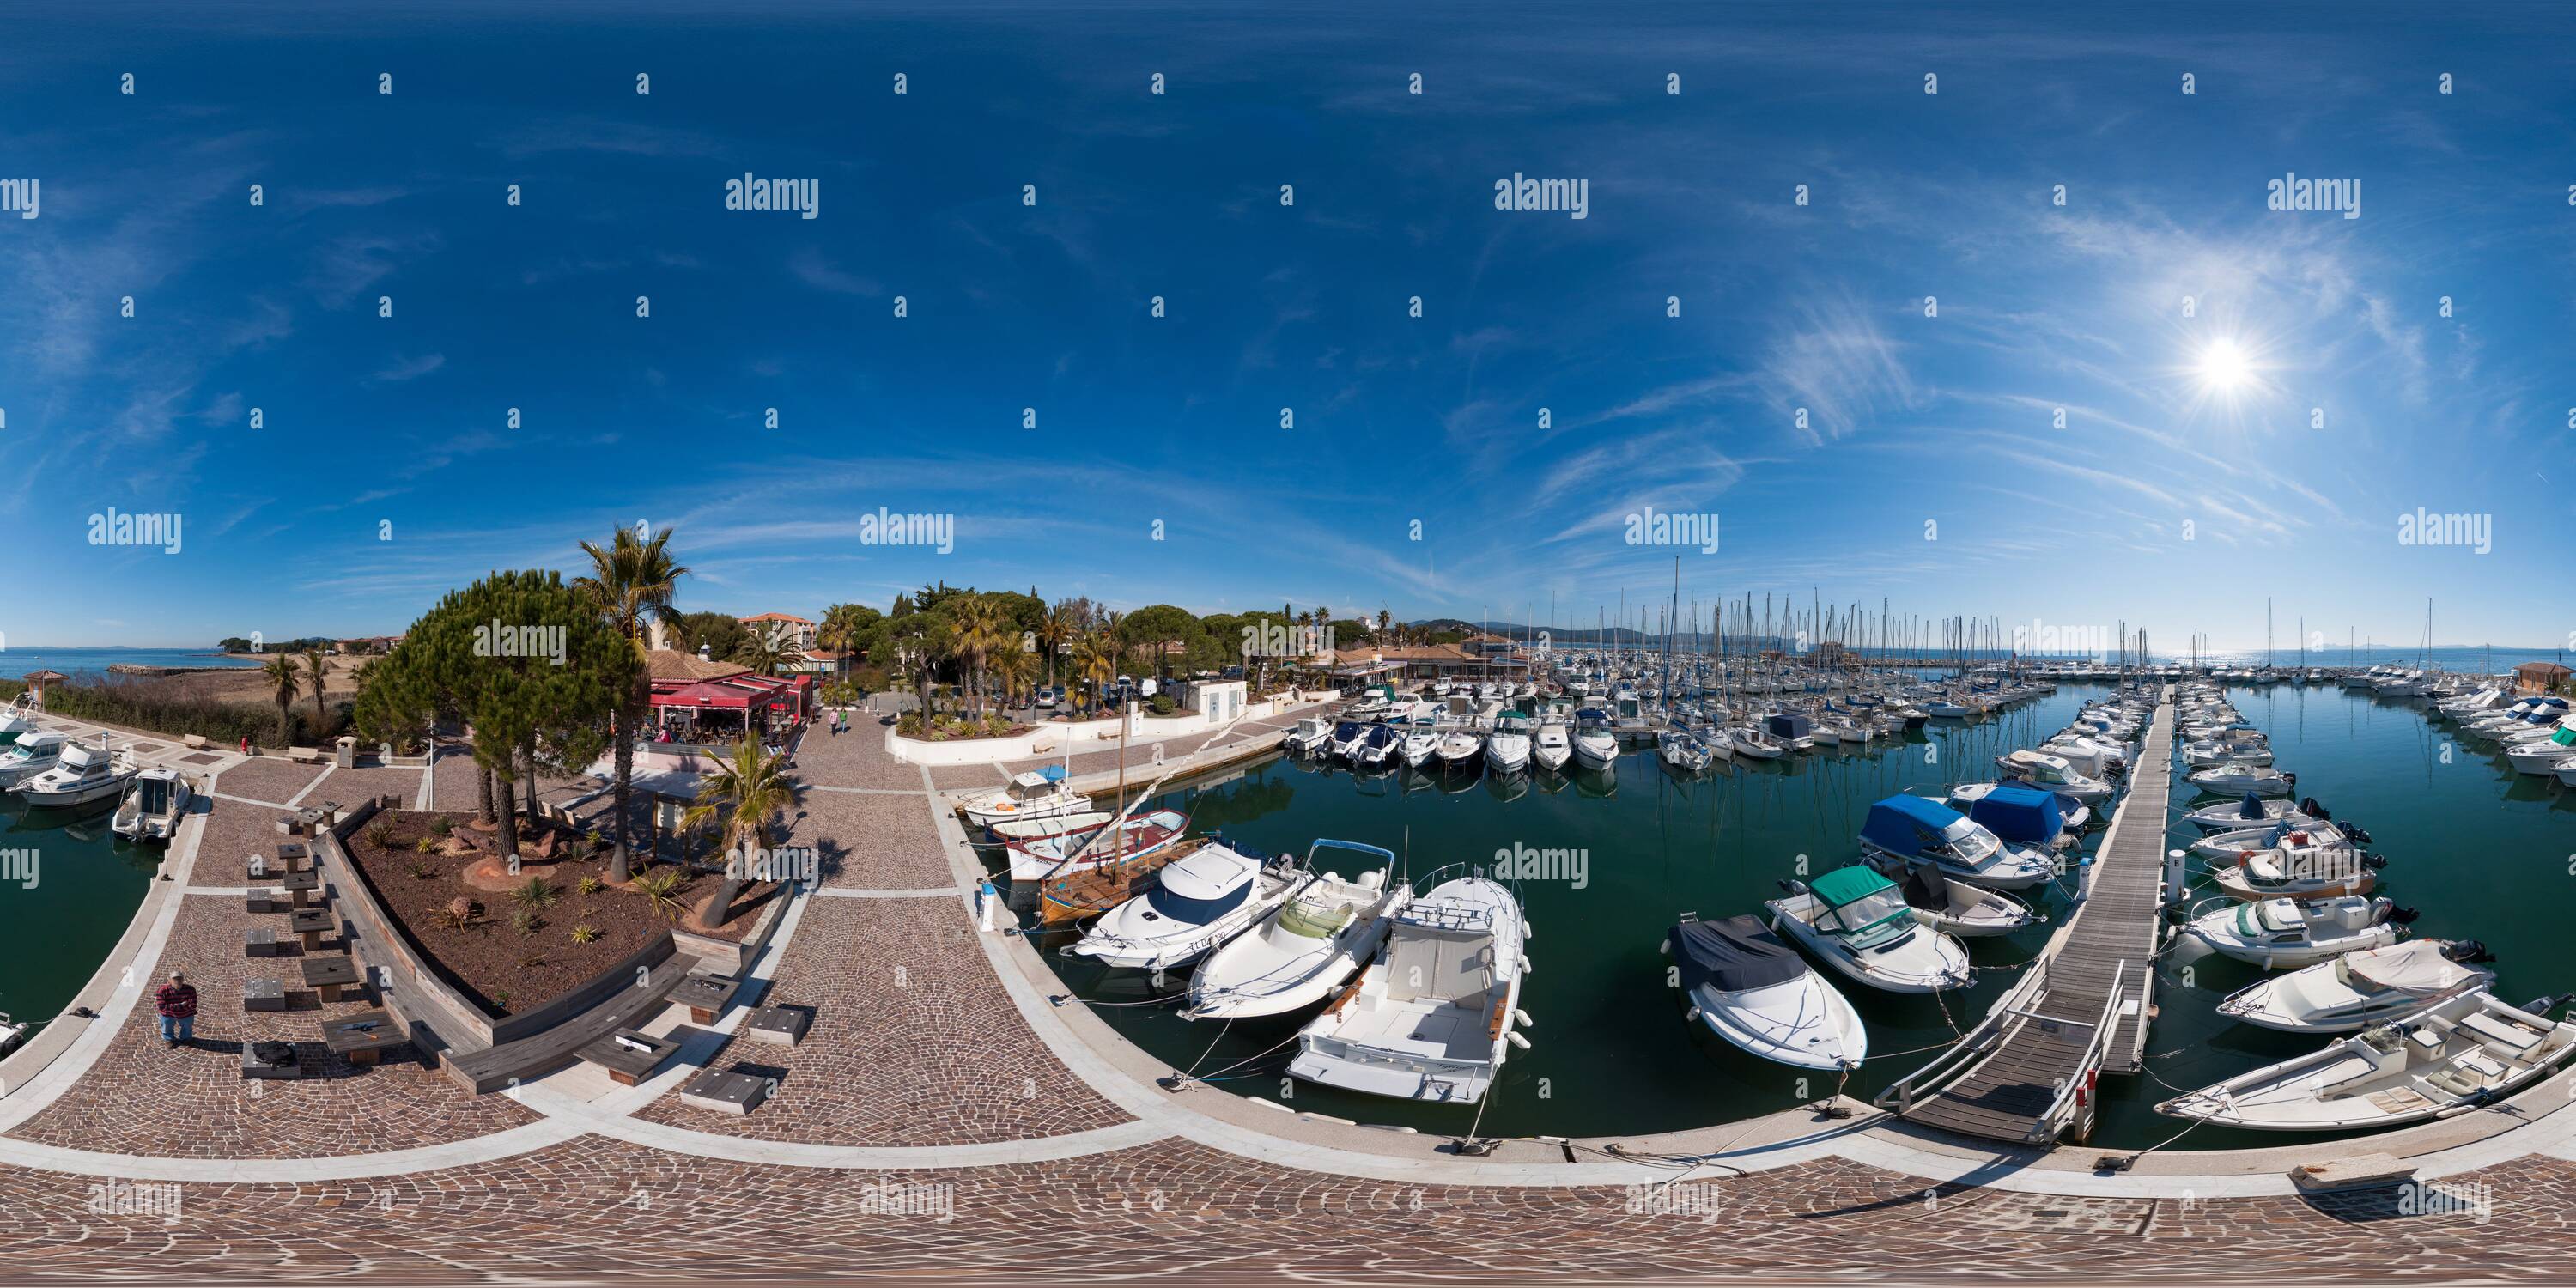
[[1036, 696, 1197, 925]]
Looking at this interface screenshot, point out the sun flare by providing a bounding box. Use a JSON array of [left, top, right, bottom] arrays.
[[2197, 337, 2251, 390]]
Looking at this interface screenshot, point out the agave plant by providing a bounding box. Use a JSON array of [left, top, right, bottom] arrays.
[[631, 866, 689, 922]]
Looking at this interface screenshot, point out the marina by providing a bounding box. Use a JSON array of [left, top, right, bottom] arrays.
[[1021, 661, 2576, 1150]]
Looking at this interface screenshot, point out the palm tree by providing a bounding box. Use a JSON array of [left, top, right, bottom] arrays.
[[1037, 601, 1077, 692], [1072, 627, 1117, 716], [1376, 609, 1392, 644], [574, 526, 689, 884], [681, 734, 798, 931], [948, 596, 1008, 718], [815, 604, 866, 685], [733, 623, 805, 679], [302, 647, 332, 732], [993, 635, 1036, 715], [260, 654, 302, 744]]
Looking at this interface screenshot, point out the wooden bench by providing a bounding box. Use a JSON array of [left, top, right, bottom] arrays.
[[575, 1027, 683, 1086]]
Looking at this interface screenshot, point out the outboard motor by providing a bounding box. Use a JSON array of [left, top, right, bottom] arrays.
[[2385, 904, 2421, 926], [2299, 795, 2330, 820], [2346, 825, 2373, 846], [2361, 853, 2389, 871], [2444, 939, 2492, 964], [2282, 771, 2299, 789]]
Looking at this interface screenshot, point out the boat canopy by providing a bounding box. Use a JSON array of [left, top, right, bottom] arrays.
[[1766, 713, 1813, 739], [1861, 794, 1970, 855], [2236, 793, 2269, 819], [1809, 864, 1897, 908], [2347, 942, 2480, 995], [1967, 782, 2064, 845], [1671, 916, 1807, 994]]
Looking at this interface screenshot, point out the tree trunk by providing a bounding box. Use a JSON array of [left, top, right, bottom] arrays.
[[521, 740, 542, 827], [607, 696, 634, 883], [276, 700, 292, 744], [495, 771, 520, 862], [698, 848, 741, 931], [477, 761, 495, 825]]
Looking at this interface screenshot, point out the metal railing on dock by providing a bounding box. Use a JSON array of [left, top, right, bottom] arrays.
[[1875, 689, 2174, 1145]]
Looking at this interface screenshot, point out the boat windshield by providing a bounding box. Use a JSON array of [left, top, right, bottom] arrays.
[[1145, 880, 1250, 923], [1820, 888, 1916, 947]]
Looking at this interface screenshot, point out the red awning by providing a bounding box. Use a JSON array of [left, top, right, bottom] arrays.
[[651, 681, 753, 709]]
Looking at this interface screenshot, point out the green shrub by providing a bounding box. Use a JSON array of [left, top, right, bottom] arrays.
[[509, 876, 558, 912], [428, 816, 454, 837], [570, 924, 601, 945], [39, 675, 349, 746]]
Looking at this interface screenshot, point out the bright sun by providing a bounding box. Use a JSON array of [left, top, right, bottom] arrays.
[[2198, 338, 2251, 390]]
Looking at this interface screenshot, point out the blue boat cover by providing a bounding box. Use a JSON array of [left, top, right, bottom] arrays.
[[1968, 782, 2063, 845], [1039, 763, 1066, 782], [1861, 794, 1964, 856], [2237, 793, 2266, 819], [1767, 713, 1813, 739]]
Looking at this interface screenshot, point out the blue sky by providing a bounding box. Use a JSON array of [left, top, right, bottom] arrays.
[[5, 1, 2573, 653]]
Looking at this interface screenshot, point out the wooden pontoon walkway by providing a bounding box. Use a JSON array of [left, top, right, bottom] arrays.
[[1880, 688, 2175, 1145]]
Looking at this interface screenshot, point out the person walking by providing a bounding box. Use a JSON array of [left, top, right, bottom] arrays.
[[154, 970, 198, 1048]]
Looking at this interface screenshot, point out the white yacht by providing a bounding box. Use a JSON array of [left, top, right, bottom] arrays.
[[111, 765, 194, 842], [2158, 991, 2576, 1131], [1185, 841, 1411, 1020], [2184, 895, 2404, 969], [14, 738, 138, 808], [0, 732, 66, 789], [1657, 728, 1711, 774], [1668, 914, 1865, 1071], [1765, 867, 1973, 993], [2217, 939, 2494, 1034], [1284, 716, 1334, 756], [1484, 714, 1533, 774], [1069, 842, 1310, 972], [957, 770, 1092, 833], [1531, 719, 1573, 772], [0, 695, 33, 745], [1571, 709, 1619, 767], [1290, 872, 1530, 1103], [1995, 750, 2113, 805], [2187, 764, 2295, 798]]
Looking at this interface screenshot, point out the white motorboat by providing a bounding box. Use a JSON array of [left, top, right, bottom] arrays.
[[2183, 793, 2327, 833], [1354, 724, 1402, 769], [1290, 871, 1530, 1103], [110, 765, 193, 842], [2184, 895, 2405, 969], [1184, 841, 1411, 1020], [958, 769, 1092, 832], [1004, 809, 1191, 882], [1725, 726, 1784, 760], [2210, 843, 2384, 902], [1437, 728, 1482, 767], [2183, 737, 2274, 769], [1944, 781, 2092, 834], [2559, 755, 2576, 788], [1668, 914, 1865, 1071], [0, 695, 33, 745], [2217, 939, 2494, 1033], [13, 738, 138, 808], [1069, 841, 1311, 971], [2187, 764, 2295, 798], [1996, 750, 2112, 804], [1856, 793, 2054, 890], [1657, 728, 1711, 774], [1284, 716, 1334, 755], [1571, 709, 1619, 767], [2157, 990, 2576, 1131], [1532, 720, 1572, 772], [2504, 721, 2576, 775], [1328, 721, 1371, 761], [1868, 858, 2042, 937], [2189, 819, 2356, 864], [0, 732, 66, 789], [1765, 867, 1972, 993], [1485, 714, 1533, 774], [1399, 720, 1443, 768]]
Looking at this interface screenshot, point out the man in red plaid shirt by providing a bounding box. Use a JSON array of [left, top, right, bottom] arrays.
[[154, 971, 197, 1048]]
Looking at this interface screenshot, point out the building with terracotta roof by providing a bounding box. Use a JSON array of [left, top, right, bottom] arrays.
[[738, 612, 817, 651]]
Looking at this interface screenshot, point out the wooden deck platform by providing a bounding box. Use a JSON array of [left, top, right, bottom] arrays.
[[1885, 689, 2175, 1144]]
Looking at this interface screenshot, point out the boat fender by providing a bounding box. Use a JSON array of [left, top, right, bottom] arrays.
[[1505, 1030, 1532, 1050], [1522, 922, 1534, 941], [1519, 955, 1533, 974], [1684, 1005, 1703, 1023], [1513, 1009, 1534, 1029]]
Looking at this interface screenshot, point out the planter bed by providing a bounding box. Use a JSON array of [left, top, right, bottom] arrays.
[[342, 809, 777, 1018]]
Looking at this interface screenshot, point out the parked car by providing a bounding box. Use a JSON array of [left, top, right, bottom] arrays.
[[1035, 686, 1060, 709]]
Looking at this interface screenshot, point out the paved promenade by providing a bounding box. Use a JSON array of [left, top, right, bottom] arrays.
[[4, 705, 2576, 1281]]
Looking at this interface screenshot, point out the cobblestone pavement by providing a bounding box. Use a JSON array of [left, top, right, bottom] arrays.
[[633, 896, 1130, 1145], [7, 715, 2576, 1280], [6, 804, 538, 1159], [209, 758, 329, 806], [1, 1139, 2572, 1280]]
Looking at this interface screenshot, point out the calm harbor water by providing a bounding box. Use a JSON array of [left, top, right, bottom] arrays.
[[3, 647, 258, 681], [0, 787, 160, 1028], [1019, 682, 2576, 1151]]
